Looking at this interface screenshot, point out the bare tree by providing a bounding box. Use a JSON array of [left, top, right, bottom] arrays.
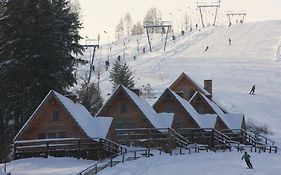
[[124, 13, 132, 37], [115, 18, 124, 40], [131, 22, 144, 36]]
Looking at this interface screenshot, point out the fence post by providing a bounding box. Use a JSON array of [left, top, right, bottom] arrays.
[[211, 129, 215, 148], [13, 143, 17, 160], [46, 141, 49, 158], [95, 164, 98, 175], [110, 156, 113, 167], [122, 152, 125, 163], [78, 139, 81, 159]]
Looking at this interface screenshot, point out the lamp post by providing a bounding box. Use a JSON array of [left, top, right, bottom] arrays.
[[104, 31, 110, 61]]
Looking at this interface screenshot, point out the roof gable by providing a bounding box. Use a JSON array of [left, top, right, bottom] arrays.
[[169, 72, 210, 96], [14, 90, 112, 141], [190, 91, 244, 129], [154, 88, 217, 129], [96, 85, 173, 129]]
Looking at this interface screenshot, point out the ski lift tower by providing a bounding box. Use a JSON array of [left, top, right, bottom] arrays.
[[143, 20, 172, 52], [226, 11, 247, 26], [82, 35, 100, 84], [197, 1, 221, 27]]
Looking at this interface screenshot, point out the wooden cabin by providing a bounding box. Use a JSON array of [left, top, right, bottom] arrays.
[[95, 85, 174, 143], [153, 88, 219, 130], [13, 90, 114, 160], [189, 91, 246, 130], [169, 72, 211, 101]]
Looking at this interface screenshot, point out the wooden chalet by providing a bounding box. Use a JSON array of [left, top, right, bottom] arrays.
[[95, 85, 174, 145], [189, 91, 246, 130], [169, 72, 212, 101], [13, 90, 124, 160], [153, 88, 219, 130]]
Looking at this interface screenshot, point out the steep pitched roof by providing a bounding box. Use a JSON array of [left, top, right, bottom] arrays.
[[155, 88, 217, 129], [14, 90, 112, 141], [96, 85, 174, 129], [169, 72, 210, 96], [190, 91, 244, 129]]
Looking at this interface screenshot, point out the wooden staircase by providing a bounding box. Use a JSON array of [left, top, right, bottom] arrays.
[[221, 129, 278, 153]]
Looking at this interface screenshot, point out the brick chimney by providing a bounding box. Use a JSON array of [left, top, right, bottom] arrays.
[[204, 80, 212, 98], [66, 94, 78, 103]]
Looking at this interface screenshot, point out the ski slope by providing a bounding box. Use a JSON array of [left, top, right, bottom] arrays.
[[78, 20, 281, 142], [1, 151, 280, 175]]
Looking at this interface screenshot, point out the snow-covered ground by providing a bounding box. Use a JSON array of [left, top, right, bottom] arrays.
[[79, 20, 281, 142], [0, 157, 95, 175], [99, 152, 281, 175], [2, 151, 280, 175]]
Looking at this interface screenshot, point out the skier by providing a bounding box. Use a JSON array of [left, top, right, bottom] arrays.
[[241, 152, 253, 169], [229, 38, 232, 45], [143, 47, 146, 53], [205, 46, 209, 52], [196, 24, 198, 30], [117, 55, 121, 62], [249, 85, 256, 94], [172, 35, 176, 42], [105, 60, 109, 71]]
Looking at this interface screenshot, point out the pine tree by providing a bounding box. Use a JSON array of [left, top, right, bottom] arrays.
[[76, 82, 103, 116], [0, 0, 83, 155], [109, 61, 135, 90]]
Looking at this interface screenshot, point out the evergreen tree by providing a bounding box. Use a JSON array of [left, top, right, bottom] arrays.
[[109, 61, 135, 90], [0, 0, 83, 156], [76, 82, 103, 116]]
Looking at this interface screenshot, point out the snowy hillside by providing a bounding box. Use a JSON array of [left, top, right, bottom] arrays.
[[2, 151, 281, 175], [78, 20, 281, 141], [0, 157, 95, 175]]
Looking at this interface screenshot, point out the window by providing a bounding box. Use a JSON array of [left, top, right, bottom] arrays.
[[58, 132, 67, 138], [48, 132, 56, 138], [120, 103, 128, 113], [127, 122, 135, 129], [198, 106, 205, 114], [38, 133, 46, 139], [116, 121, 125, 129], [52, 110, 60, 121], [166, 104, 174, 113]]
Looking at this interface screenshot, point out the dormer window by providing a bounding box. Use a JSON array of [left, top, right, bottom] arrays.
[[167, 103, 174, 113], [120, 103, 128, 113], [52, 110, 60, 121]]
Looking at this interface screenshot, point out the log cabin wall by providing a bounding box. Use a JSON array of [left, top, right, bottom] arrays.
[[190, 95, 215, 114], [98, 90, 153, 140], [17, 97, 86, 141], [153, 93, 198, 130], [170, 79, 198, 101]]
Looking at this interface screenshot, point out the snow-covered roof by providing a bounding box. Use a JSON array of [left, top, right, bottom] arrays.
[[169, 72, 211, 96], [190, 91, 244, 129], [53, 91, 112, 138], [219, 113, 244, 130], [122, 86, 174, 129], [14, 90, 112, 141], [169, 89, 217, 129]]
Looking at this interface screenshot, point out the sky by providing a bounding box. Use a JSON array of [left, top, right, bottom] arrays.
[[77, 0, 281, 43]]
